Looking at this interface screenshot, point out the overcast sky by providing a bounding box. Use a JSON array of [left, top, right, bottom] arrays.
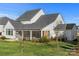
[[0, 3, 79, 25]]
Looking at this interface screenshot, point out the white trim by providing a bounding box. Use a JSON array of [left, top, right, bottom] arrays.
[[22, 30, 24, 40], [30, 30, 32, 40]]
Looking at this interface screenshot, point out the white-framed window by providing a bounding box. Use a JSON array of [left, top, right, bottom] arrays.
[[60, 20, 63, 24], [6, 29, 13, 35]]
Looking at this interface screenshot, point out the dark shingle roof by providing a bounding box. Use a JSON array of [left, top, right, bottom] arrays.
[[16, 9, 41, 21], [54, 23, 76, 31], [8, 20, 24, 30], [66, 24, 75, 30], [4, 13, 59, 30], [0, 17, 23, 30], [0, 17, 13, 25], [54, 24, 66, 31], [22, 13, 59, 30]]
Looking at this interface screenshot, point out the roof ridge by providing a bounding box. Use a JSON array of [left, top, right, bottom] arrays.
[[40, 13, 59, 16]]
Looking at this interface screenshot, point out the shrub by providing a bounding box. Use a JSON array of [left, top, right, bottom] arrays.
[[39, 36, 50, 43], [0, 36, 6, 40], [50, 37, 56, 41], [32, 39, 39, 42]]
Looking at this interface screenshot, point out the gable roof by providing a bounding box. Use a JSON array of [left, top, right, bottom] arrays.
[[0, 17, 23, 30], [16, 9, 41, 21], [3, 12, 59, 30], [22, 13, 59, 30], [54, 23, 76, 31], [7, 20, 23, 30], [0, 17, 13, 25], [8, 13, 59, 30]]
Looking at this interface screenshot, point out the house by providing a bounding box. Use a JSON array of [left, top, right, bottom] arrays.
[[76, 26, 79, 36], [54, 24, 77, 41], [0, 9, 64, 40]]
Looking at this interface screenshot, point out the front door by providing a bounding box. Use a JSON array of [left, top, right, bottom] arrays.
[[43, 31, 50, 38]]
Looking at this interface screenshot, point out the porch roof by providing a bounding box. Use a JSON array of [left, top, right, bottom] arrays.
[[54, 23, 76, 31], [54, 24, 66, 31]]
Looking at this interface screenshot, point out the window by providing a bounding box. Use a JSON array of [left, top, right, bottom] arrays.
[[60, 21, 62, 24], [6, 29, 13, 35], [0, 32, 2, 35]]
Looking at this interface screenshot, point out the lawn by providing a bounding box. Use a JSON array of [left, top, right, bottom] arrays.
[[0, 40, 76, 56]]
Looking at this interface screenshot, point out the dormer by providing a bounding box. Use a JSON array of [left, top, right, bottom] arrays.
[[16, 9, 45, 24]]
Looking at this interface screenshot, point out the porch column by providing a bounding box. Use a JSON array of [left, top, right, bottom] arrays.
[[41, 31, 43, 38], [22, 30, 24, 40], [30, 30, 32, 40]]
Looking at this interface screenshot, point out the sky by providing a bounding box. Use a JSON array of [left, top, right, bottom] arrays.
[[0, 3, 79, 25]]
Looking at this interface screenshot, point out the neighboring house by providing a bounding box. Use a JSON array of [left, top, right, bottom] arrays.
[[0, 9, 64, 40], [0, 17, 14, 36], [76, 26, 79, 36], [54, 24, 77, 41]]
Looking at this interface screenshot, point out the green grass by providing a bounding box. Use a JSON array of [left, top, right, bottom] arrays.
[[0, 40, 76, 56]]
